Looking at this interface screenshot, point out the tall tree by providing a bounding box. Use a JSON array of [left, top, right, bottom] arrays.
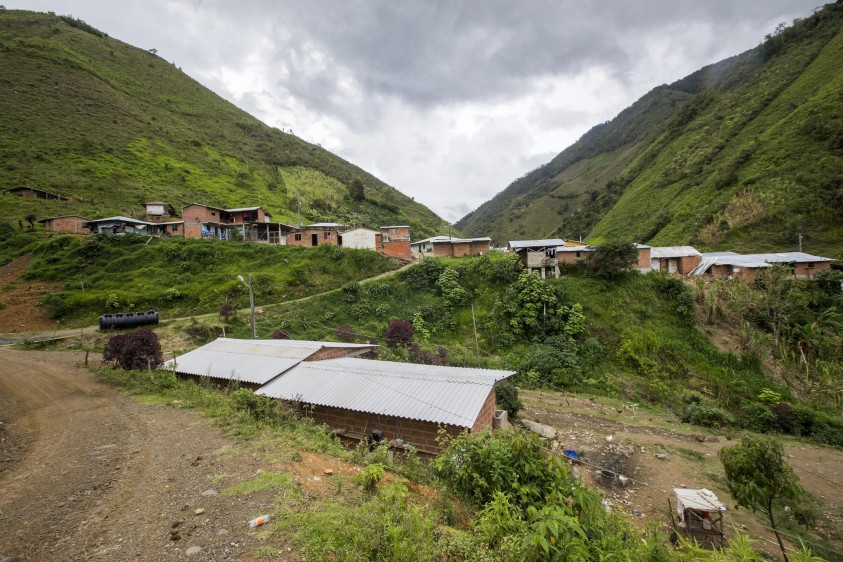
[[719, 436, 806, 561], [348, 177, 365, 201]]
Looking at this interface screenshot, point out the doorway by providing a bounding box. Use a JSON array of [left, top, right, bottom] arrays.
[[311, 233, 319, 246]]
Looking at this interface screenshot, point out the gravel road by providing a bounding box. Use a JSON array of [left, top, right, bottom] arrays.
[[0, 349, 279, 561]]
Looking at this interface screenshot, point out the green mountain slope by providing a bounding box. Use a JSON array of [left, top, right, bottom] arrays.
[[0, 10, 445, 234], [458, 4, 843, 259]]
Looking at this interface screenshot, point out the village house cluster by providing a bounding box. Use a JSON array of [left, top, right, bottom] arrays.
[[29, 196, 414, 260], [507, 238, 834, 280]]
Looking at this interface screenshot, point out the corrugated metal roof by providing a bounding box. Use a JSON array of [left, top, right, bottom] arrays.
[[256, 357, 515, 428], [650, 246, 701, 259], [693, 251, 833, 275], [412, 236, 492, 246], [86, 216, 151, 225], [164, 338, 376, 385], [509, 239, 567, 250], [674, 488, 726, 513]]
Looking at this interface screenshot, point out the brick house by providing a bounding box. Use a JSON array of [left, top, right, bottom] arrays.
[[379, 226, 412, 259], [691, 252, 834, 280], [411, 235, 492, 258], [38, 215, 90, 234], [6, 186, 71, 201], [287, 223, 344, 247], [181, 204, 291, 243], [168, 338, 514, 455], [649, 246, 702, 275]]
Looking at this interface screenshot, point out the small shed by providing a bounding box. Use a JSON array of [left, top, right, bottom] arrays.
[[670, 488, 727, 548], [38, 215, 90, 234], [7, 186, 71, 201]]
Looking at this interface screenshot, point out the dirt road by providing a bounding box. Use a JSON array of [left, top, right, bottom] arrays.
[[0, 349, 282, 561]]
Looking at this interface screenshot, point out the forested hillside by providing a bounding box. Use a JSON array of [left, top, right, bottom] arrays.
[[0, 10, 445, 234], [458, 3, 843, 260]]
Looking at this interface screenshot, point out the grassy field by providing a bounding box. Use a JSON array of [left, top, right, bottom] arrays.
[[0, 231, 401, 325]]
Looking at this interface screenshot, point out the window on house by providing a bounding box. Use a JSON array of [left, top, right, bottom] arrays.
[[808, 262, 815, 268], [294, 233, 302, 241], [324, 231, 332, 239], [575, 251, 581, 258], [390, 228, 396, 235], [211, 211, 216, 216], [171, 224, 179, 232]]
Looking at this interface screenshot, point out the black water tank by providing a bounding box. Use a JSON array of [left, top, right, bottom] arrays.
[[98, 310, 160, 330]]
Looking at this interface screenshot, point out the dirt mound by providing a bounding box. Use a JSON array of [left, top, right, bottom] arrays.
[[0, 254, 58, 334]]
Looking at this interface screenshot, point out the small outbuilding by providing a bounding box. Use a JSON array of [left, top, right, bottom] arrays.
[[84, 216, 151, 235], [691, 251, 834, 280], [649, 246, 702, 275], [38, 215, 90, 234], [411, 235, 491, 258], [6, 186, 71, 201]]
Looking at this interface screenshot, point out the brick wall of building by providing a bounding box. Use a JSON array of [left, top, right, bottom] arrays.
[[432, 243, 453, 257], [470, 241, 491, 255], [287, 228, 340, 247], [44, 216, 89, 233], [306, 405, 465, 455], [471, 388, 497, 433], [794, 261, 831, 279], [677, 255, 702, 275], [452, 242, 471, 257], [381, 240, 412, 259], [636, 247, 652, 270]]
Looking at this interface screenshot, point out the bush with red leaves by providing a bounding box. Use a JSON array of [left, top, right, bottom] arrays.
[[219, 303, 235, 321], [104, 328, 163, 370], [384, 319, 414, 347], [271, 329, 291, 339]]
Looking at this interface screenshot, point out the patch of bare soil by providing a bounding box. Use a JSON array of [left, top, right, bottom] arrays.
[[0, 255, 59, 335], [0, 349, 348, 561], [522, 392, 843, 560]]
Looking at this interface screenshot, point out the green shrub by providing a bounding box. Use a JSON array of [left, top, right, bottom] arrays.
[[356, 463, 386, 492], [401, 258, 445, 291], [683, 403, 736, 428], [740, 402, 778, 433], [495, 380, 523, 419]]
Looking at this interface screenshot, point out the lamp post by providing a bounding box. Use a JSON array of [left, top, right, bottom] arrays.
[[237, 274, 257, 339]]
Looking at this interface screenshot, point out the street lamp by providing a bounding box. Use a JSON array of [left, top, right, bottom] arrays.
[[237, 274, 257, 339]]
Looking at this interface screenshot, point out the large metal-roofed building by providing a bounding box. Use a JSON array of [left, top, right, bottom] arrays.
[[167, 338, 514, 454]]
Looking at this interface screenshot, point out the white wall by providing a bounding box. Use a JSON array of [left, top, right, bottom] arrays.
[[341, 229, 378, 250]]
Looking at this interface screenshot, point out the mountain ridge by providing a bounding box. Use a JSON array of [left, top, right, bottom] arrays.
[[457, 3, 843, 260], [0, 10, 446, 236]]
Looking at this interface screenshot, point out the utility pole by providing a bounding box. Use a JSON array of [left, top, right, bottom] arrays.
[[237, 274, 257, 339], [471, 302, 479, 358], [798, 233, 803, 253]]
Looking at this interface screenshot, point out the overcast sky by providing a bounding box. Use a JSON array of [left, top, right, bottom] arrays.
[[15, 1, 819, 222]]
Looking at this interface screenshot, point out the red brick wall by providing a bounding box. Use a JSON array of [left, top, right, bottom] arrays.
[[470, 241, 491, 255], [306, 405, 465, 455], [794, 261, 831, 279], [452, 242, 471, 257], [381, 240, 411, 259], [287, 228, 340, 247], [433, 243, 453, 257], [381, 226, 410, 239], [677, 255, 702, 275], [44, 216, 89, 233], [636, 247, 651, 270], [557, 250, 587, 264], [471, 388, 497, 433]]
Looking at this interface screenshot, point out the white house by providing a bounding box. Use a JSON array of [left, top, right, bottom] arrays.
[[340, 228, 380, 250]]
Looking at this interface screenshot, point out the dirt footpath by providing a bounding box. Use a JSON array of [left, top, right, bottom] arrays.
[[0, 349, 283, 561]]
